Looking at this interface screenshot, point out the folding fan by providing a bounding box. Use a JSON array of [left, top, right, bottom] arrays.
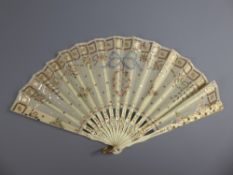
[[11, 36, 223, 154]]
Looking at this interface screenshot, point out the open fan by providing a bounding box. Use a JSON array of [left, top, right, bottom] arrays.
[[11, 36, 223, 154]]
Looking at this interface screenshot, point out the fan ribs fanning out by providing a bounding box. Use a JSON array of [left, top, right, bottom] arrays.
[[11, 36, 223, 154]]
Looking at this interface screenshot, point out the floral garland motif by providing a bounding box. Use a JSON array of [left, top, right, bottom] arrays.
[[97, 53, 107, 61], [64, 63, 79, 77], [77, 87, 91, 98], [80, 55, 98, 68], [172, 72, 190, 90], [112, 70, 131, 97]]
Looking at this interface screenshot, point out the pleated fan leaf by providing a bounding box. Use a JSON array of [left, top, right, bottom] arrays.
[[11, 36, 224, 154]]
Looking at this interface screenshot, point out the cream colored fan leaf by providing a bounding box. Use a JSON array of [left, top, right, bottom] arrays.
[[11, 36, 224, 154]]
